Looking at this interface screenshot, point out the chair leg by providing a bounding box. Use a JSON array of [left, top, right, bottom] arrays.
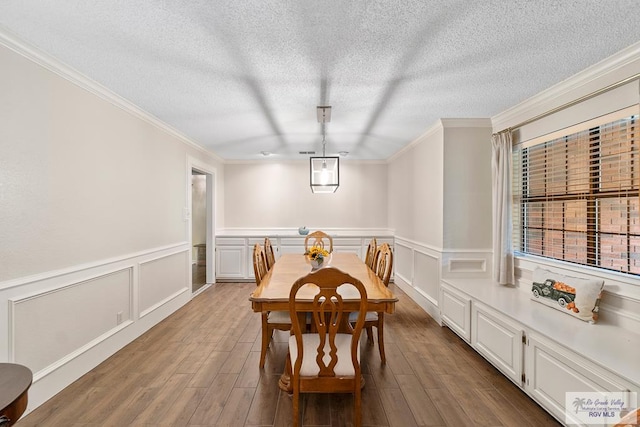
[[260, 313, 270, 369], [292, 386, 300, 427], [377, 314, 386, 364], [354, 379, 362, 427], [366, 326, 374, 344]]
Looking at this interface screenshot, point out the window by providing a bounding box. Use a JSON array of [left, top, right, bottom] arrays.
[[512, 108, 639, 275]]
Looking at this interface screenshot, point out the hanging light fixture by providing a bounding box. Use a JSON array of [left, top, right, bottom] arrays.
[[310, 106, 339, 193]]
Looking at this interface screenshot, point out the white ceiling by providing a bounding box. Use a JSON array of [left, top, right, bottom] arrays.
[[1, 1, 639, 160]]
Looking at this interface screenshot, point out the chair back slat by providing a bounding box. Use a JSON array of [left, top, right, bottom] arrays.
[[264, 237, 276, 270], [252, 243, 268, 285], [373, 243, 393, 286], [304, 230, 334, 253], [364, 238, 377, 269]]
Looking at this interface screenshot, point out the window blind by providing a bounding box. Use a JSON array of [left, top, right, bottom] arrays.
[[513, 106, 640, 275]]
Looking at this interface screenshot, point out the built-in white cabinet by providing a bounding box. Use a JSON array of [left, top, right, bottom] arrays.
[[279, 237, 306, 255], [440, 278, 640, 426], [471, 302, 523, 385], [334, 237, 363, 258], [215, 234, 393, 281], [215, 237, 246, 280], [525, 333, 636, 426], [440, 283, 471, 342]]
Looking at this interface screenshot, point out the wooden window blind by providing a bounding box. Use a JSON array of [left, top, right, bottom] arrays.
[[513, 106, 639, 275]]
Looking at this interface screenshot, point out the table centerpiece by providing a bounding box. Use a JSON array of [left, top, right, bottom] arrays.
[[305, 246, 330, 270]]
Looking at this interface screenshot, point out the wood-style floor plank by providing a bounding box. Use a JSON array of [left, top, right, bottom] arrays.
[[16, 282, 560, 427]]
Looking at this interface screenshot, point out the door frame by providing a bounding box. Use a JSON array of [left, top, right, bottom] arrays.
[[187, 156, 217, 292]]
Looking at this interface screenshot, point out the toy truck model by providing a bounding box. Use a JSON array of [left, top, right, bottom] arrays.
[[532, 279, 576, 308]]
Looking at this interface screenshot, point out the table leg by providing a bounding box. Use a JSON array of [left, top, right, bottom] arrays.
[[278, 352, 292, 393]]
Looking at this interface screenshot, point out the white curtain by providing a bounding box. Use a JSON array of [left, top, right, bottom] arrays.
[[491, 131, 515, 285]]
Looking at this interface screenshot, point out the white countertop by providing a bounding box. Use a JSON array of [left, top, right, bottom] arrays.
[[215, 228, 394, 238]]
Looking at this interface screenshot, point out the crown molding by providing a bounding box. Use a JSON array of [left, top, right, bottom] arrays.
[[387, 120, 442, 163], [0, 25, 224, 164], [492, 41, 640, 132], [224, 158, 387, 165], [387, 118, 492, 163]]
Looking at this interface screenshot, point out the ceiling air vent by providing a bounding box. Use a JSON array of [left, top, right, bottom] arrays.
[[299, 151, 316, 155]]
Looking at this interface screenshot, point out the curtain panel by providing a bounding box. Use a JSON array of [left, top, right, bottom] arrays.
[[491, 131, 515, 285]]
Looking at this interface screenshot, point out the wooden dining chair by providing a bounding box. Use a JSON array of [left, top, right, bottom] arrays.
[[252, 243, 268, 284], [372, 243, 393, 287], [264, 237, 276, 270], [304, 230, 333, 253], [364, 237, 377, 269], [352, 242, 393, 363], [288, 267, 367, 427], [253, 243, 291, 368]]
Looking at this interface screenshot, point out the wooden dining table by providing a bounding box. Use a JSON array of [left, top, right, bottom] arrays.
[[249, 252, 398, 391]]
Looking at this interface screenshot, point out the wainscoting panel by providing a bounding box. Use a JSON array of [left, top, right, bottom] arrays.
[[139, 249, 189, 317], [392, 238, 442, 322], [413, 250, 440, 304], [394, 243, 414, 285], [9, 267, 133, 374]]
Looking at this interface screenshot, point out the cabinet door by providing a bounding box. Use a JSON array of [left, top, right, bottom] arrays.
[[215, 246, 246, 279], [471, 302, 523, 385], [440, 283, 471, 342], [280, 237, 305, 255], [525, 333, 633, 426]]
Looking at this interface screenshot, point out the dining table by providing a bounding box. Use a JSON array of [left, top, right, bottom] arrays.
[[249, 252, 398, 392]]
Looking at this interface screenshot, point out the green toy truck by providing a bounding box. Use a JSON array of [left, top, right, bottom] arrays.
[[532, 278, 576, 308]]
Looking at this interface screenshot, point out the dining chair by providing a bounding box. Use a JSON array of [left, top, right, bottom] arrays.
[[253, 243, 268, 283], [253, 243, 291, 368], [304, 230, 333, 253], [288, 267, 367, 427], [364, 237, 377, 269], [351, 242, 393, 363], [372, 243, 393, 287], [264, 237, 276, 270]]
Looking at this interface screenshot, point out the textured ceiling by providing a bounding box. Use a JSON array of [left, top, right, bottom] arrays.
[[1, 1, 639, 160]]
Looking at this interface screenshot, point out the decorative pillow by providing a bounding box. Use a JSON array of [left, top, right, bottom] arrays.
[[531, 267, 604, 323]]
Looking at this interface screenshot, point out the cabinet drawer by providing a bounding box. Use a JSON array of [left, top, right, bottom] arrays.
[[333, 238, 362, 246], [215, 237, 246, 246]]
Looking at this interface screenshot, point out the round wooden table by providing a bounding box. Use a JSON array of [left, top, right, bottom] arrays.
[[0, 363, 32, 426]]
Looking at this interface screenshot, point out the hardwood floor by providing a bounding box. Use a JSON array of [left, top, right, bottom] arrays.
[[17, 282, 561, 427], [192, 263, 207, 294]]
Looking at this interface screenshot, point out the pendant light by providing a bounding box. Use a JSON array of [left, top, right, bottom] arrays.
[[310, 106, 339, 193]]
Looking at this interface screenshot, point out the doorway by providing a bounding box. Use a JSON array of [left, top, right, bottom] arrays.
[[188, 158, 216, 296], [191, 170, 207, 293]]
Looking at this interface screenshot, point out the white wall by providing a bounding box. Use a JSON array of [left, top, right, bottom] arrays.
[[442, 123, 493, 250], [223, 161, 388, 230], [388, 126, 444, 248], [387, 119, 493, 321], [0, 32, 223, 411]]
